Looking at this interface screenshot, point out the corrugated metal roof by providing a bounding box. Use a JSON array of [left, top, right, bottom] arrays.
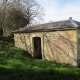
[[13, 19, 80, 33]]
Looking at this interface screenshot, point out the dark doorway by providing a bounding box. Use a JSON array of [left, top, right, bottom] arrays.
[[33, 37, 42, 59]]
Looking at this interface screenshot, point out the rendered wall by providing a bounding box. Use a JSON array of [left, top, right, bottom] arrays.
[[14, 30, 77, 66]]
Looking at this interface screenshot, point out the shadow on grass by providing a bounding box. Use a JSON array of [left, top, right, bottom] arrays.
[[0, 67, 80, 80], [0, 37, 80, 80], [0, 37, 14, 42], [22, 51, 32, 58]]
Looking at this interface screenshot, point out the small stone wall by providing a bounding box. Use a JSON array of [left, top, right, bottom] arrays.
[[43, 30, 77, 66], [14, 33, 31, 53], [77, 29, 80, 66], [14, 29, 77, 66]]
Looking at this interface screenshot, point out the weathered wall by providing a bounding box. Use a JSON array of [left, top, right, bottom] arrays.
[[14, 29, 77, 66], [14, 33, 31, 53], [14, 32, 43, 56], [77, 29, 80, 66], [43, 30, 77, 66]]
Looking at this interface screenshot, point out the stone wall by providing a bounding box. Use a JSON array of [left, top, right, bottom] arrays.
[[77, 29, 80, 66], [14, 29, 77, 66], [14, 32, 43, 56], [43, 30, 77, 66], [14, 33, 31, 53]]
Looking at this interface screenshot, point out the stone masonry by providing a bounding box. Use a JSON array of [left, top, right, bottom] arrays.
[[14, 29, 78, 66]]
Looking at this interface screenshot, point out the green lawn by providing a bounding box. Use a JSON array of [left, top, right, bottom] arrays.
[[0, 37, 80, 80]]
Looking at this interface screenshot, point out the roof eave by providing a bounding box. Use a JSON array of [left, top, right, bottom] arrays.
[[13, 27, 77, 33]]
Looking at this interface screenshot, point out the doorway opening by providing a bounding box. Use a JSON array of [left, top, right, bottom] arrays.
[[33, 37, 42, 59]]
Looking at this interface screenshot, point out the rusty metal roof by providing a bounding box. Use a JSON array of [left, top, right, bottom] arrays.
[[13, 19, 80, 33]]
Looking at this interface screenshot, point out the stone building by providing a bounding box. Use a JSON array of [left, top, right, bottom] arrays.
[[13, 17, 80, 66]]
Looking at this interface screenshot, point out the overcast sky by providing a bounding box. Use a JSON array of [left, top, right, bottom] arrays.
[[36, 0, 80, 23]]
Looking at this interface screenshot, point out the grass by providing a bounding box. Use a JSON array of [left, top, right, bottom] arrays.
[[0, 37, 80, 80]]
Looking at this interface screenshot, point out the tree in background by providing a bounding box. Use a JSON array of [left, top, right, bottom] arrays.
[[0, 0, 44, 37], [21, 0, 44, 25]]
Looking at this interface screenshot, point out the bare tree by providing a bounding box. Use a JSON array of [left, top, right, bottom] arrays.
[[0, 0, 44, 37], [21, 0, 44, 25]]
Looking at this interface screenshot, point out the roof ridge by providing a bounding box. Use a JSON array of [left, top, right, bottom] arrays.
[[13, 19, 80, 33], [69, 19, 79, 27]]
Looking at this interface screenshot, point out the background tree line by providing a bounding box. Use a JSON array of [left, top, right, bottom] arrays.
[[0, 0, 44, 37]]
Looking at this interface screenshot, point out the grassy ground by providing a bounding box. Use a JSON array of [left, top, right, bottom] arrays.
[[0, 37, 80, 80]]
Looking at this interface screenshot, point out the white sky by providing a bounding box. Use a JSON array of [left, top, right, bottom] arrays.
[[36, 0, 80, 23]]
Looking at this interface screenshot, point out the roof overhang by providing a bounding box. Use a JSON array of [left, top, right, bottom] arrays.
[[13, 18, 80, 33], [13, 27, 77, 33]]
